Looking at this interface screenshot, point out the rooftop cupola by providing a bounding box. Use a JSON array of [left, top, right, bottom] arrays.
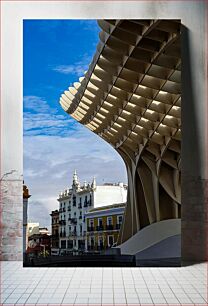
[[83, 180, 87, 189], [72, 169, 80, 189], [91, 176, 96, 189]]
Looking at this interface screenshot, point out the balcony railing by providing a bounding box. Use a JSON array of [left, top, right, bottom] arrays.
[[59, 232, 66, 237], [116, 223, 121, 230], [87, 226, 94, 232], [51, 234, 59, 238], [97, 245, 104, 251], [96, 225, 104, 231], [87, 245, 94, 250], [59, 220, 66, 225], [106, 224, 114, 230], [71, 218, 77, 224], [69, 231, 77, 236]]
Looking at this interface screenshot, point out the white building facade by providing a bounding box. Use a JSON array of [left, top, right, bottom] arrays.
[[58, 171, 127, 252]]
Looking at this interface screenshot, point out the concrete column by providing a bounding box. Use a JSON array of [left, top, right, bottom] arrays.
[[0, 171, 23, 260], [181, 3, 208, 262]]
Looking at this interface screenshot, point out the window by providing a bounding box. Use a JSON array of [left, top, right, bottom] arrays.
[[98, 218, 103, 226], [61, 240, 66, 249], [73, 196, 76, 206], [108, 235, 114, 247], [69, 226, 71, 232], [117, 215, 123, 224], [68, 240, 73, 249], [80, 225, 82, 233], [79, 197, 82, 204], [91, 237, 94, 246], [107, 216, 112, 225], [89, 219, 94, 227], [84, 195, 88, 207], [98, 236, 103, 246]]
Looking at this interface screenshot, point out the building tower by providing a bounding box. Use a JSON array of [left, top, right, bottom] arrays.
[[91, 176, 96, 189], [72, 169, 80, 190]]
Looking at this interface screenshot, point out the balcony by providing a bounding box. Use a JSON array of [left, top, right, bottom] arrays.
[[59, 220, 66, 225], [78, 203, 82, 209], [71, 218, 77, 224], [116, 223, 121, 230], [88, 200, 92, 206], [87, 245, 94, 251], [84, 201, 88, 207], [51, 234, 59, 238], [106, 224, 114, 230], [87, 226, 94, 232], [96, 225, 104, 231], [60, 232, 66, 237], [97, 245, 104, 251], [69, 231, 77, 236]]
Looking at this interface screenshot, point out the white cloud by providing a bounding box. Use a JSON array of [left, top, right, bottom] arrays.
[[24, 113, 71, 131], [53, 65, 86, 76], [23, 95, 75, 136], [24, 95, 55, 113], [52, 54, 92, 77]]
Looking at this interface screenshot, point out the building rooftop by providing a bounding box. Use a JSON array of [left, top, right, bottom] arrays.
[[87, 202, 126, 213], [58, 170, 127, 199]]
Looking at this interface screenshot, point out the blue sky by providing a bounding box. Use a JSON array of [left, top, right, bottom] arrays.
[[23, 20, 127, 229], [23, 20, 100, 137]]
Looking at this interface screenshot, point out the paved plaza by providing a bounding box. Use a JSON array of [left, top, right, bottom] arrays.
[[0, 261, 207, 305]]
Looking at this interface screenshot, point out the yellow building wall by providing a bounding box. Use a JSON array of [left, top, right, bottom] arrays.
[[87, 213, 122, 249]]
